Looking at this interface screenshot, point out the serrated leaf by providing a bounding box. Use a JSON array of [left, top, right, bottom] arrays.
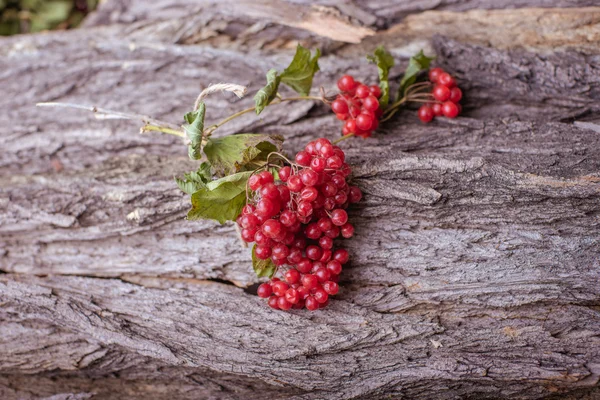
[[175, 161, 212, 195], [366, 46, 394, 107], [183, 103, 205, 160], [251, 244, 277, 278], [203, 133, 283, 176], [280, 45, 321, 96], [187, 171, 252, 224], [253, 69, 280, 115], [397, 50, 435, 100]]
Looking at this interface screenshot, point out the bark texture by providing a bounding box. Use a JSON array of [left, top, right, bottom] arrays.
[[1, 1, 600, 399]]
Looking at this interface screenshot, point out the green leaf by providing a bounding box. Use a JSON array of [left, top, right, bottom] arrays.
[[253, 69, 280, 115], [187, 171, 252, 224], [183, 103, 205, 160], [251, 244, 277, 278], [397, 50, 434, 100], [280, 45, 321, 96], [366, 46, 394, 107], [175, 161, 212, 195], [203, 133, 283, 176]]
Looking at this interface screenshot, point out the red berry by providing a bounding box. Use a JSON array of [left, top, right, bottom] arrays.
[[337, 75, 356, 92], [241, 228, 257, 242], [327, 155, 343, 169], [331, 209, 348, 226], [277, 296, 292, 310], [334, 191, 347, 205], [268, 296, 279, 309], [287, 175, 303, 192], [355, 85, 370, 99], [255, 245, 271, 260], [336, 113, 348, 121], [320, 249, 332, 263], [297, 201, 313, 217], [418, 105, 434, 123], [369, 85, 382, 98], [256, 198, 277, 218], [278, 185, 290, 203], [313, 289, 328, 304], [278, 166, 291, 182], [272, 281, 289, 297], [285, 269, 300, 284], [287, 248, 303, 264], [254, 230, 272, 246], [341, 223, 354, 238], [319, 236, 333, 250], [285, 288, 300, 304], [297, 285, 310, 299], [429, 67, 444, 83], [260, 182, 280, 200], [326, 260, 342, 275], [258, 171, 274, 184], [300, 186, 319, 202], [305, 296, 319, 311], [323, 281, 339, 295], [306, 245, 323, 261], [310, 157, 326, 172], [356, 113, 374, 131], [300, 169, 319, 187], [248, 175, 263, 191], [297, 259, 312, 273], [317, 217, 333, 232], [348, 186, 362, 203], [432, 85, 451, 102], [262, 219, 283, 239], [295, 151, 311, 166], [279, 210, 297, 227], [449, 87, 462, 103], [301, 274, 319, 290], [432, 102, 443, 116], [257, 283, 272, 298], [333, 249, 349, 264], [442, 101, 459, 118], [320, 143, 335, 158], [305, 223, 322, 240], [438, 72, 456, 88], [315, 267, 331, 283], [305, 141, 317, 155], [331, 99, 349, 115], [363, 95, 379, 112], [242, 204, 255, 215], [322, 182, 338, 197], [344, 119, 357, 134], [324, 226, 340, 239], [272, 244, 290, 260]]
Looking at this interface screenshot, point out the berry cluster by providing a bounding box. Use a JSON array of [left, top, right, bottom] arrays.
[[237, 138, 361, 311], [330, 75, 383, 139], [418, 68, 463, 123]]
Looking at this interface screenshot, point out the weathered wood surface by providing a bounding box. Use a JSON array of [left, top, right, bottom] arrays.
[[1, 1, 600, 399]]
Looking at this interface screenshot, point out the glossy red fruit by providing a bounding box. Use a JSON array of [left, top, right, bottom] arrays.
[[355, 85, 370, 99], [369, 85, 382, 98], [310, 157, 326, 172], [313, 289, 328, 304], [305, 296, 319, 311], [268, 296, 279, 309], [356, 113, 374, 131], [315, 267, 331, 283], [248, 174, 263, 191], [301, 186, 319, 202], [331, 209, 348, 226], [363, 95, 379, 111], [432, 84, 451, 102], [256, 198, 277, 218], [272, 244, 290, 260], [429, 67, 444, 83], [344, 119, 357, 134], [258, 170, 274, 184], [305, 223, 322, 240], [278, 166, 292, 182], [300, 169, 319, 186], [277, 296, 292, 310], [297, 201, 313, 217], [287, 175, 303, 192], [337, 75, 356, 92], [323, 281, 339, 295], [432, 102, 443, 116], [341, 223, 354, 238], [418, 105, 434, 123], [241, 228, 257, 242], [260, 182, 280, 200], [348, 186, 362, 203], [272, 281, 289, 297], [262, 219, 283, 239], [257, 283, 272, 298], [331, 99, 349, 114], [449, 87, 462, 103], [438, 72, 456, 88], [442, 101, 459, 118], [333, 249, 349, 264], [306, 245, 323, 261], [327, 260, 342, 275], [295, 151, 311, 166], [301, 274, 319, 290], [285, 288, 300, 304], [297, 259, 313, 274], [287, 248, 303, 264], [255, 245, 271, 260], [319, 236, 333, 250]]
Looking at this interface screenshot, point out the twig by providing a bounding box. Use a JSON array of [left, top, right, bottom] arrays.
[[194, 83, 247, 111]]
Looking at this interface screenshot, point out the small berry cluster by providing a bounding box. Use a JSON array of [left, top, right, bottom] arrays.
[[330, 75, 383, 138], [237, 138, 361, 311], [418, 68, 463, 123]]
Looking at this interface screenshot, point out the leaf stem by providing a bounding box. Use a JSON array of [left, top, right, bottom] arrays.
[[141, 124, 186, 138]]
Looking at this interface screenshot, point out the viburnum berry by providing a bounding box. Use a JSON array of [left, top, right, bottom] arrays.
[[442, 101, 459, 118], [417, 67, 463, 122], [418, 105, 434, 123], [331, 74, 382, 139], [337, 75, 356, 92], [239, 140, 360, 311]]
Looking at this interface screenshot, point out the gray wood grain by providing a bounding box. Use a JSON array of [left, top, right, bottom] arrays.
[[1, 3, 600, 399]]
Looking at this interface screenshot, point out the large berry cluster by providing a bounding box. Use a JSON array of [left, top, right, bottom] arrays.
[[330, 75, 383, 139], [418, 68, 463, 123], [237, 138, 361, 311]]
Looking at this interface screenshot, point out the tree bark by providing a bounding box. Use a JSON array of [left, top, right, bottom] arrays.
[[1, 1, 600, 399]]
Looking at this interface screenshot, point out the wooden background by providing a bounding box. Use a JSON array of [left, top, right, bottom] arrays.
[[1, 1, 599, 399]]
